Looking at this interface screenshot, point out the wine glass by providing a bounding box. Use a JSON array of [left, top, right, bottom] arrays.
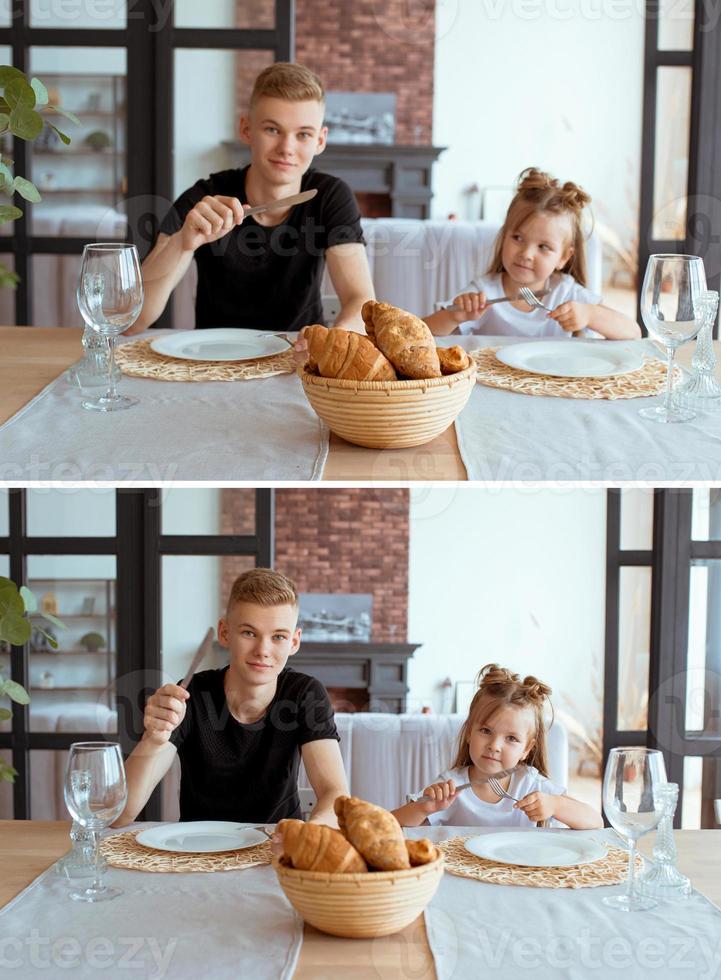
[[78, 243, 143, 412], [602, 747, 667, 911], [639, 254, 707, 423], [63, 741, 127, 902]]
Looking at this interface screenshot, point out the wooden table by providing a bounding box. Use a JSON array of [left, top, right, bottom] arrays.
[[1, 821, 719, 978], [0, 327, 466, 481]]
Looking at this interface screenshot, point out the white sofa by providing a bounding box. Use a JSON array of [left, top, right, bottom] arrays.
[[11, 705, 567, 821], [16, 216, 602, 329]]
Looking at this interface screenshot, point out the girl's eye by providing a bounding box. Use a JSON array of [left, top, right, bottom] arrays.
[[507, 736, 519, 743], [512, 234, 522, 242], [539, 244, 550, 252], [479, 727, 491, 734]]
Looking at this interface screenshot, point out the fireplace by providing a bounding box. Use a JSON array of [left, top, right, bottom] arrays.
[[222, 142, 445, 219], [292, 641, 420, 713]]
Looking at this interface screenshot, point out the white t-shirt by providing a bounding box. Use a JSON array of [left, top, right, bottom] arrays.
[[424, 764, 567, 829], [449, 272, 602, 338]]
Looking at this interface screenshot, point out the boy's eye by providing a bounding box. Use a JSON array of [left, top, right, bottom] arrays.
[[265, 127, 278, 135], [298, 133, 312, 141], [273, 634, 286, 641], [241, 630, 255, 637]]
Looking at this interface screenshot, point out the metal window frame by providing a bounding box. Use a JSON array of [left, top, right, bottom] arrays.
[[2, 0, 294, 328], [638, 0, 721, 335], [0, 487, 275, 820]]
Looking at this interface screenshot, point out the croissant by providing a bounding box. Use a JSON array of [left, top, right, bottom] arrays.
[[303, 324, 397, 382], [334, 796, 410, 871], [276, 818, 368, 873], [361, 301, 441, 380], [406, 838, 437, 866], [437, 346, 471, 375]]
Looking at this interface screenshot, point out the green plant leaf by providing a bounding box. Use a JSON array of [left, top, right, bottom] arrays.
[[0, 66, 24, 87], [10, 104, 43, 141], [0, 160, 14, 189], [30, 77, 48, 106], [39, 611, 65, 630], [4, 78, 35, 111], [36, 627, 59, 649], [0, 758, 17, 783], [0, 204, 22, 222], [12, 176, 40, 203], [0, 112, 9, 133], [0, 262, 19, 288], [0, 706, 11, 721], [19, 586, 37, 613], [48, 105, 80, 127], [48, 123, 71, 146], [3, 679, 30, 704], [0, 611, 31, 645]]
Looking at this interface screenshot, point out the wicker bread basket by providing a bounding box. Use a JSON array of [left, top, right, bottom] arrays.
[[273, 849, 444, 938], [299, 363, 477, 449]]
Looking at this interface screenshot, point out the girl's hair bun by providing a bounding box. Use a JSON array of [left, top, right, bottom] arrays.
[[522, 674, 553, 702], [516, 167, 590, 213], [560, 181, 591, 212], [517, 167, 557, 194]]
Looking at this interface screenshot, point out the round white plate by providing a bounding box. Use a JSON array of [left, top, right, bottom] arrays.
[[150, 329, 290, 362], [135, 821, 267, 853], [464, 832, 606, 868], [495, 341, 644, 379]]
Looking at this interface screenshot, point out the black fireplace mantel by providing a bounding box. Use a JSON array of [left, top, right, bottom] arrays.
[[291, 641, 420, 713], [222, 141, 446, 219]]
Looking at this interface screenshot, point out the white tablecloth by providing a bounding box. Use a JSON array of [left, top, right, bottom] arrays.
[[414, 825, 721, 980], [453, 337, 721, 482], [0, 333, 329, 482], [0, 823, 302, 980]]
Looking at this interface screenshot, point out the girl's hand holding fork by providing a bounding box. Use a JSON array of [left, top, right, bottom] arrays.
[[513, 791, 557, 822]]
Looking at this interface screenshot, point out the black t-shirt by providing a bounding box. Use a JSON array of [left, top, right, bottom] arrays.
[[169, 665, 339, 822], [158, 166, 365, 331]]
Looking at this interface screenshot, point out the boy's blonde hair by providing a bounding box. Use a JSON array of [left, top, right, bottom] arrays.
[[226, 568, 299, 617], [250, 62, 325, 109], [452, 663, 554, 776], [489, 167, 592, 287]]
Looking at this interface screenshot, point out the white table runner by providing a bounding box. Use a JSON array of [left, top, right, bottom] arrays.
[[0, 333, 328, 482], [415, 826, 721, 980], [451, 337, 721, 482], [0, 825, 302, 980]]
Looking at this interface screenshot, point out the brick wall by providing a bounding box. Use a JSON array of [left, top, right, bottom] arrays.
[[221, 489, 410, 641], [234, 0, 436, 144]]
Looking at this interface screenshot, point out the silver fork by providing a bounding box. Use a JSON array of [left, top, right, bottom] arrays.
[[488, 776, 519, 803], [518, 286, 553, 312]]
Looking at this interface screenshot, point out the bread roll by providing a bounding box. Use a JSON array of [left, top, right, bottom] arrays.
[[437, 346, 471, 375], [334, 796, 410, 871], [276, 818, 368, 873], [303, 324, 396, 381], [361, 301, 441, 380], [406, 838, 437, 866]]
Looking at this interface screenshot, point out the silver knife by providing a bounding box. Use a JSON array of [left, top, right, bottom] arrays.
[[442, 290, 550, 313], [180, 627, 215, 689], [407, 765, 522, 803], [243, 188, 317, 218]]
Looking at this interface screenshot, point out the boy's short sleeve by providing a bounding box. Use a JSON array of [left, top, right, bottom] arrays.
[[318, 177, 366, 251], [295, 676, 340, 746]]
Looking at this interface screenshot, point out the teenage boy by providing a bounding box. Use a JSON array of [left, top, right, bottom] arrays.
[[115, 568, 348, 826], [129, 62, 373, 334]]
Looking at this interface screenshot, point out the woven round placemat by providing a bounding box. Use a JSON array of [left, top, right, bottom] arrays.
[[114, 337, 295, 382], [100, 830, 272, 873], [437, 837, 642, 889], [470, 347, 681, 400]]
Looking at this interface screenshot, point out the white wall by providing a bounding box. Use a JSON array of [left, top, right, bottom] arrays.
[[432, 0, 645, 265], [407, 487, 606, 722]]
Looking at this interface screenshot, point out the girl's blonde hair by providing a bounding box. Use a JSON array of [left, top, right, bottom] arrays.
[[489, 167, 592, 287], [452, 663, 554, 776]]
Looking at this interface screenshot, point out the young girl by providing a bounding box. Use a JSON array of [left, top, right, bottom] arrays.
[[393, 664, 602, 830], [424, 168, 640, 341]]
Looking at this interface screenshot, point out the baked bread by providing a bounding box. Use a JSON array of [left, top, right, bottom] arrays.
[[406, 838, 437, 866], [334, 796, 410, 871], [361, 301, 441, 380], [303, 324, 396, 382], [437, 346, 471, 375], [276, 818, 368, 873]]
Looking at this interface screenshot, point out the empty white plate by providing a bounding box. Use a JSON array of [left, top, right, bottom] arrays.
[[496, 341, 644, 379], [150, 329, 290, 362], [464, 831, 606, 868], [136, 821, 267, 853]]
